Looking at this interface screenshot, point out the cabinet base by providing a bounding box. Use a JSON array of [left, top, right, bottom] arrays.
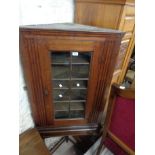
[[37, 124, 100, 138]]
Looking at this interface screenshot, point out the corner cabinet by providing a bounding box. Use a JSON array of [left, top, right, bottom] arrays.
[[20, 23, 123, 138]]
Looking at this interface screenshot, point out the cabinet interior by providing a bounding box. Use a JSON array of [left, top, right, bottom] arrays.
[[51, 51, 91, 119]]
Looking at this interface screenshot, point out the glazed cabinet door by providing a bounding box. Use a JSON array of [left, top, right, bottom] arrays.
[[37, 38, 101, 127], [52, 52, 90, 119]]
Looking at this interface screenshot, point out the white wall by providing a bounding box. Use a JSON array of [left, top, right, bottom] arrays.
[[19, 0, 74, 147], [19, 0, 74, 25]]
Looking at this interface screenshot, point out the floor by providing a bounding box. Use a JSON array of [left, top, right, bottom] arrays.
[[53, 140, 77, 155], [52, 137, 113, 155]]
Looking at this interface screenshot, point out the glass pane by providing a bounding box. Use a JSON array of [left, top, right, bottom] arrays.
[[72, 52, 91, 64], [70, 102, 84, 118], [70, 102, 84, 111], [55, 111, 69, 119], [70, 111, 84, 118], [55, 102, 69, 119], [71, 89, 86, 100], [72, 65, 89, 79], [53, 89, 70, 101], [52, 64, 70, 79], [51, 52, 70, 64], [55, 102, 69, 111]]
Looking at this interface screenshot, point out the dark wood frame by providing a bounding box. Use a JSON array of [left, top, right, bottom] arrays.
[[20, 24, 124, 137], [96, 83, 135, 155]]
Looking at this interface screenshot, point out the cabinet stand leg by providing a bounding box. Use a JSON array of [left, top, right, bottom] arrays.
[[49, 136, 76, 154]]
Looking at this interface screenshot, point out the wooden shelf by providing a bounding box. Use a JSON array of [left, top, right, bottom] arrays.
[[53, 88, 69, 90], [71, 88, 87, 90], [52, 62, 89, 65], [71, 63, 89, 65], [71, 78, 89, 80], [54, 100, 86, 103], [53, 78, 88, 80], [52, 63, 70, 65], [53, 78, 70, 80], [70, 100, 86, 102], [53, 88, 87, 90], [55, 102, 84, 112]]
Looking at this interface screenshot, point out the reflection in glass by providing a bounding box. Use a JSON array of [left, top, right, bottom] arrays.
[[71, 80, 87, 89], [53, 80, 70, 89], [53, 89, 70, 101]]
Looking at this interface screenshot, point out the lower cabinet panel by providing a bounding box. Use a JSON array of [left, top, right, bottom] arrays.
[[37, 124, 99, 138]]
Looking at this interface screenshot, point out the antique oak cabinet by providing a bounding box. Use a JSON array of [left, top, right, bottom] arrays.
[[20, 23, 123, 138]]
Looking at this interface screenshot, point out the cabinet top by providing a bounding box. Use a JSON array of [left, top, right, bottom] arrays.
[[20, 23, 123, 35]]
